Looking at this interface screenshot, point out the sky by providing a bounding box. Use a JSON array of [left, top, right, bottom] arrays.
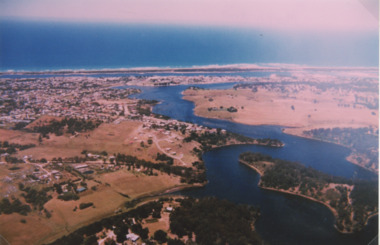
[[0, 0, 378, 32]]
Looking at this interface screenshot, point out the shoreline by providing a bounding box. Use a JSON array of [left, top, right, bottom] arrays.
[[282, 128, 379, 174], [37, 181, 206, 245], [184, 97, 377, 175], [0, 65, 277, 76], [211, 141, 284, 151], [238, 159, 364, 234], [4, 63, 377, 75]]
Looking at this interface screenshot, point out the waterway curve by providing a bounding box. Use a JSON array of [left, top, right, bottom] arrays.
[[126, 83, 378, 245]]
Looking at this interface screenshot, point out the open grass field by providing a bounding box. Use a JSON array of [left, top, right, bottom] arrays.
[[11, 120, 199, 167], [0, 170, 182, 245], [183, 85, 378, 130], [16, 120, 144, 160], [0, 128, 39, 145], [0, 118, 200, 245]]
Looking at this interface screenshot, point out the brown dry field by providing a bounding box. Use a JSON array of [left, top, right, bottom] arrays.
[[10, 120, 198, 167], [0, 128, 39, 145], [96, 169, 181, 198], [183, 86, 378, 131], [15, 120, 145, 160], [0, 120, 199, 245], [1, 170, 182, 245], [143, 211, 171, 238]]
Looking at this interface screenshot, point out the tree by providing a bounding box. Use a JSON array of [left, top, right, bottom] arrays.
[[82, 235, 98, 245], [168, 239, 185, 245], [154, 230, 167, 244], [81, 150, 88, 157]]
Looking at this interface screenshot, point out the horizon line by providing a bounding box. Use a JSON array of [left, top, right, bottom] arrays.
[[1, 63, 378, 75], [1, 17, 378, 34]]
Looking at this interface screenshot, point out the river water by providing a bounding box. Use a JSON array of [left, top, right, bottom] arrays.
[[126, 82, 378, 245]]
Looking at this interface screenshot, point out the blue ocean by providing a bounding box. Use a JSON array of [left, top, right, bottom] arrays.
[[0, 19, 378, 71]]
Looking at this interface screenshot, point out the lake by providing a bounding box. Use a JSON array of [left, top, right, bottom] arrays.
[[126, 82, 378, 245]]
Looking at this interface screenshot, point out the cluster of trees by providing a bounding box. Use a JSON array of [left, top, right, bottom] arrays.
[[114, 153, 206, 184], [19, 185, 52, 211], [170, 197, 262, 245], [227, 106, 238, 112], [54, 180, 82, 200], [240, 152, 350, 191], [350, 180, 378, 231], [136, 99, 158, 116], [156, 153, 174, 165], [79, 202, 94, 210], [48, 197, 263, 245], [255, 138, 284, 147], [5, 155, 24, 163], [33, 117, 102, 137], [48, 200, 167, 245], [239, 152, 378, 232], [0, 141, 36, 155], [0, 198, 31, 216], [58, 192, 79, 201], [184, 130, 282, 153], [184, 130, 253, 151], [13, 121, 30, 130]]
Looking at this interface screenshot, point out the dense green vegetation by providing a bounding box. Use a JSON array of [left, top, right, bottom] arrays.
[[184, 130, 250, 148], [115, 153, 206, 184], [20, 186, 52, 211], [184, 130, 283, 152], [255, 138, 284, 147], [170, 197, 262, 245], [32, 117, 102, 137], [350, 180, 379, 229], [239, 152, 378, 232], [48, 200, 164, 245], [4, 155, 24, 163], [240, 152, 350, 191], [136, 99, 158, 116], [153, 230, 167, 244], [227, 106, 238, 112], [0, 198, 31, 215], [0, 185, 52, 217], [79, 202, 94, 210], [48, 197, 263, 245], [0, 141, 36, 155], [156, 153, 174, 165], [57, 192, 80, 201]]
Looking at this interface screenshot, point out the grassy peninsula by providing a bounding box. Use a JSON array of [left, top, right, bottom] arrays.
[[239, 152, 378, 233]]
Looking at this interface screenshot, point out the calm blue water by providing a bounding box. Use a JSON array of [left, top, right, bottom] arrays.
[[0, 20, 378, 71], [127, 83, 378, 245]]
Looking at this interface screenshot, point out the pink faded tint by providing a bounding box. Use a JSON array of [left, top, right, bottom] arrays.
[[1, 0, 378, 32]]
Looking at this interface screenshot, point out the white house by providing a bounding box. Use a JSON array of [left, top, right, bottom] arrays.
[[126, 233, 139, 242]]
